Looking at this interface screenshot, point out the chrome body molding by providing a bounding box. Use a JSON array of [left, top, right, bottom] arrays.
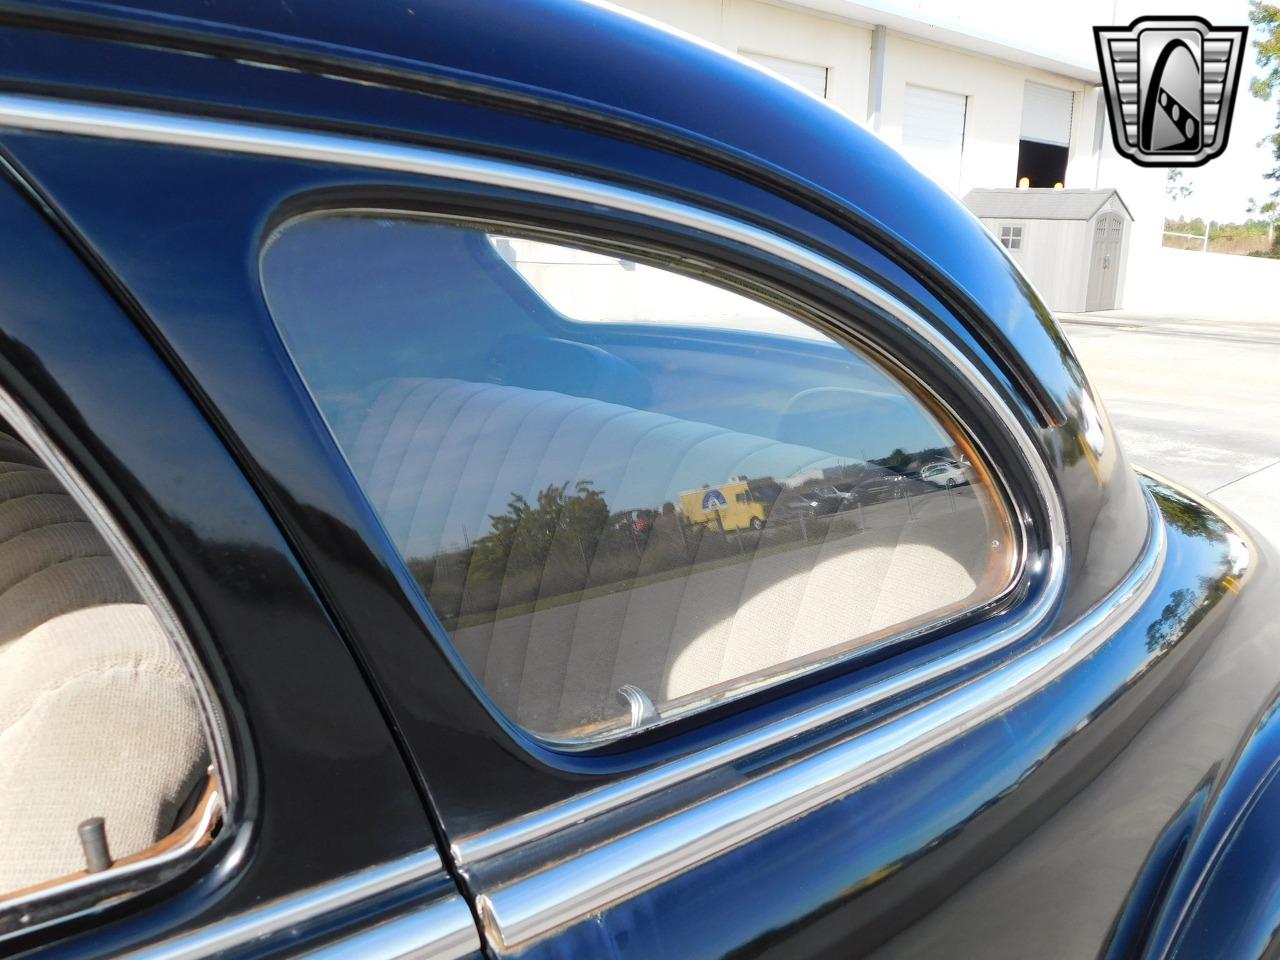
[[0, 92, 1073, 857], [120, 849, 479, 959], [294, 898, 480, 960], [476, 486, 1168, 949]]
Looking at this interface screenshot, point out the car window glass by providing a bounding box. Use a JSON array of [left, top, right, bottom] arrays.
[[0, 421, 220, 909], [492, 235, 829, 338], [261, 213, 1017, 744]]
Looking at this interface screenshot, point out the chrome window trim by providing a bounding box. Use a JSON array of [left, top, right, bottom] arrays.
[[0, 382, 236, 933], [478, 487, 1164, 950], [0, 782, 223, 922], [119, 849, 480, 960], [263, 204, 1033, 752], [0, 95, 1118, 946], [0, 91, 1072, 827]]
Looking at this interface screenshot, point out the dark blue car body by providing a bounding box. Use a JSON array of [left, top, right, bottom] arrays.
[[0, 2, 1273, 957]]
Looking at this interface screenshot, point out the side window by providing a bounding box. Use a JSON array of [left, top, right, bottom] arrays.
[[261, 213, 1017, 745], [0, 421, 221, 914]]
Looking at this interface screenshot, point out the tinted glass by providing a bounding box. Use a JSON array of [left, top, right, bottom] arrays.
[[262, 214, 1016, 744]]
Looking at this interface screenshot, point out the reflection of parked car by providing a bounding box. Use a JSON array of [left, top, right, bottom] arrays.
[[776, 492, 841, 522], [920, 460, 970, 488], [824, 468, 916, 506], [814, 481, 858, 505], [612, 509, 656, 539]]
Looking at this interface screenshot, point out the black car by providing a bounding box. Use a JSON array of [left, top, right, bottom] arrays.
[[776, 490, 844, 522], [0, 3, 1271, 959]]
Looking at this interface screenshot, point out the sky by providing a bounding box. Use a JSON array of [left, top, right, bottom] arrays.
[[874, 0, 1276, 221], [1164, 0, 1277, 221]]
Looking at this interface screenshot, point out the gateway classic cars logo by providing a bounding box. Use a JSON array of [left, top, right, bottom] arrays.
[[1094, 16, 1248, 167]]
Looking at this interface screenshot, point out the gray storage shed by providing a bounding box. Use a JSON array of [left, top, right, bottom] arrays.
[[962, 188, 1133, 312]]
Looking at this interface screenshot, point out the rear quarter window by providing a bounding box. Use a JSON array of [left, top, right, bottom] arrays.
[[261, 212, 1017, 745]]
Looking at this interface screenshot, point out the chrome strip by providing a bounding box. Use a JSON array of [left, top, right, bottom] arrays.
[[0, 95, 1127, 950], [120, 849, 478, 959], [303, 896, 479, 960], [479, 487, 1165, 949], [0, 92, 1070, 857]]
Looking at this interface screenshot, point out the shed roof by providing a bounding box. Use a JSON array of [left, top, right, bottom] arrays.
[[962, 188, 1132, 222]]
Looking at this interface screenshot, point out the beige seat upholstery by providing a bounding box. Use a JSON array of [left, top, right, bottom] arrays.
[[0, 434, 208, 893], [350, 379, 994, 738]]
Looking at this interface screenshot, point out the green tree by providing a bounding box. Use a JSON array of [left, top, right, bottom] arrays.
[[1248, 196, 1278, 248], [468, 479, 609, 592], [1165, 168, 1192, 202], [1250, 3, 1280, 224]]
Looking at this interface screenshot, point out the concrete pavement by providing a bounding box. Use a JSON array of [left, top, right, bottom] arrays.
[[1059, 311, 1280, 546]]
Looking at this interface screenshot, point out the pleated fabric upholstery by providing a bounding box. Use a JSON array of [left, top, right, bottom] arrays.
[[0, 433, 207, 892], [350, 379, 988, 738]]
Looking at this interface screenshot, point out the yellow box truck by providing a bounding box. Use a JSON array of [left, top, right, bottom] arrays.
[[680, 477, 779, 532]]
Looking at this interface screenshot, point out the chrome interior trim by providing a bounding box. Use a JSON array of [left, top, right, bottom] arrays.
[[119, 849, 478, 959], [0, 787, 223, 920], [0, 384, 237, 926], [478, 486, 1166, 949], [0, 94, 1073, 854]]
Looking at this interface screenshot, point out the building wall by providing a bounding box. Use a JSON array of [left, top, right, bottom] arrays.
[[876, 36, 1093, 196], [615, 1, 1095, 196], [618, 0, 872, 121], [1110, 248, 1280, 323], [611, 0, 1169, 313]]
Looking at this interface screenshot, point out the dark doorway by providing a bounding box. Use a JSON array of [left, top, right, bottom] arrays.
[[1015, 140, 1069, 187]]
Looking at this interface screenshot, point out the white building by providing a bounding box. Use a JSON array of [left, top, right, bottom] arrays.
[[610, 0, 1169, 311]]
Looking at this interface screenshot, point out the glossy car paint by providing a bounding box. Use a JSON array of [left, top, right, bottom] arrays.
[[0, 175, 476, 956], [0, 2, 1272, 958]]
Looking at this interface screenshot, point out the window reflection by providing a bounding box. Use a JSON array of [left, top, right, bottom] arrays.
[[263, 215, 1016, 742]]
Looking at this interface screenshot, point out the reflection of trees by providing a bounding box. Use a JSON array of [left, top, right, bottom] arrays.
[[1146, 575, 1231, 653], [470, 480, 608, 587], [1159, 491, 1228, 541], [409, 437, 982, 629]]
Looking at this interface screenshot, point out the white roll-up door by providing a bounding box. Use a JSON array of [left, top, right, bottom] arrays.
[[901, 84, 967, 193], [743, 52, 829, 98], [1020, 81, 1074, 145]]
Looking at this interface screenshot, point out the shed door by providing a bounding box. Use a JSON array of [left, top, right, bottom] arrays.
[[1086, 214, 1125, 311], [901, 84, 967, 193]]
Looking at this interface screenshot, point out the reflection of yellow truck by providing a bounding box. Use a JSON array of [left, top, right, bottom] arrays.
[[680, 478, 779, 532]]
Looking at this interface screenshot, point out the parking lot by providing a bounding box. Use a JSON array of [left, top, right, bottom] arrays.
[[1060, 311, 1280, 546]]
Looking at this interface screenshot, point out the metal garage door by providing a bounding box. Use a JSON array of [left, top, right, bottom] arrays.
[[744, 52, 829, 98], [1021, 81, 1074, 145], [901, 84, 967, 193]]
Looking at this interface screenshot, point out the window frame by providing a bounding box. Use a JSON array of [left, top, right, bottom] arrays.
[[999, 223, 1025, 250], [0, 387, 233, 934], [260, 201, 1062, 754]]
